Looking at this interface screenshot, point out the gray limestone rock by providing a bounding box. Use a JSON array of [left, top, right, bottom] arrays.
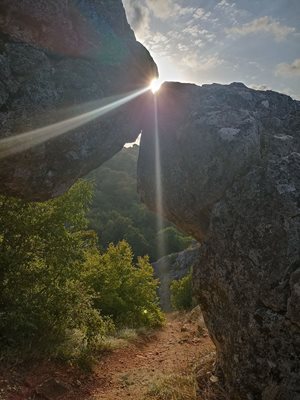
[[152, 244, 200, 311], [0, 0, 157, 200], [138, 82, 300, 399]]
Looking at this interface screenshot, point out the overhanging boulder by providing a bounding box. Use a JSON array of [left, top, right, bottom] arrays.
[[0, 0, 157, 200], [138, 82, 300, 399]]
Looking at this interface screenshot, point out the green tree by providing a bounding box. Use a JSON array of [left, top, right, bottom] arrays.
[[86, 146, 192, 261], [0, 180, 164, 361], [170, 273, 193, 311], [0, 181, 107, 357], [86, 241, 164, 328], [158, 227, 193, 256]]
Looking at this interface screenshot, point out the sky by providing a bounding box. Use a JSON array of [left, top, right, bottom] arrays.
[[123, 0, 300, 100]]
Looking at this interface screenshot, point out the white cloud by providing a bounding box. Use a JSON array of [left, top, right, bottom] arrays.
[[123, 0, 195, 40], [248, 61, 265, 72], [281, 88, 300, 100], [216, 0, 236, 11], [146, 0, 171, 18], [193, 8, 205, 19], [146, 0, 194, 19], [183, 25, 200, 37], [227, 16, 296, 41], [167, 30, 184, 40], [195, 39, 204, 48], [123, 0, 151, 41], [250, 83, 270, 91], [181, 54, 223, 71], [183, 26, 216, 42], [181, 54, 200, 69], [178, 43, 189, 52], [202, 11, 213, 21], [275, 59, 300, 77], [149, 32, 169, 44], [215, 0, 247, 24], [174, 4, 195, 16]]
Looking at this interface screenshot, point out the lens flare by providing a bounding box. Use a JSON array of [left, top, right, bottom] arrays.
[[153, 95, 166, 261], [150, 78, 162, 94], [0, 87, 148, 160]]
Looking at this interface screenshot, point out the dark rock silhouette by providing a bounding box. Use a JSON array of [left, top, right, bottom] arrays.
[[138, 82, 300, 399], [0, 0, 157, 200]]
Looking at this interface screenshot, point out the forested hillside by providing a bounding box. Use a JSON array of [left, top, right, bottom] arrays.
[[0, 181, 163, 364], [86, 145, 192, 261]]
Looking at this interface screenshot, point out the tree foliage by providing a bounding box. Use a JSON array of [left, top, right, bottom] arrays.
[[86, 241, 164, 328], [86, 145, 192, 261], [0, 181, 163, 360], [170, 273, 193, 311], [0, 181, 102, 354]]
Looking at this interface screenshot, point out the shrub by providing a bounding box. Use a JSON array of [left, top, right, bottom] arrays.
[[157, 227, 193, 257], [170, 273, 193, 311], [0, 181, 110, 359], [86, 241, 164, 329], [0, 180, 164, 363]]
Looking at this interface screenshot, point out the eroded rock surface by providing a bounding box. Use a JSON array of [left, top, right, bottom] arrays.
[[0, 0, 157, 200], [153, 244, 199, 311], [138, 82, 300, 399]]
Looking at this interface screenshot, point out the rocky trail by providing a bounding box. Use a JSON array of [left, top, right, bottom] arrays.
[[0, 313, 215, 400], [93, 313, 214, 399]]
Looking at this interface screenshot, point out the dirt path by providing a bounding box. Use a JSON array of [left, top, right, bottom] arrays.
[[90, 313, 214, 399], [0, 312, 215, 400]]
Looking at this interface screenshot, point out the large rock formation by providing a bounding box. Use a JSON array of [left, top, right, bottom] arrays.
[[152, 245, 199, 311], [0, 0, 157, 200], [138, 82, 300, 399]]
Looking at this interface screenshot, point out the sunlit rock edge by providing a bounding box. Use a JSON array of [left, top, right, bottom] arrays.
[[0, 0, 157, 200], [138, 81, 300, 399]]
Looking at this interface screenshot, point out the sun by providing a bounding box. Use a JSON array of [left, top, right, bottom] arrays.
[[150, 78, 162, 94]]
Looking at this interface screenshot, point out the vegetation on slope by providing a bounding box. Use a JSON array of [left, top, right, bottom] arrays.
[[0, 146, 192, 364], [86, 145, 192, 261], [171, 273, 193, 311], [0, 180, 163, 362]]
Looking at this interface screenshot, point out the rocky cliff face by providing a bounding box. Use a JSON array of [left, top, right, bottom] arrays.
[[152, 245, 199, 311], [0, 0, 157, 200], [138, 82, 300, 399]]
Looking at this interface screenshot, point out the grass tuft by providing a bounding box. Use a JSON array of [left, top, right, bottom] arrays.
[[195, 349, 229, 400], [145, 373, 198, 400], [117, 328, 138, 341]]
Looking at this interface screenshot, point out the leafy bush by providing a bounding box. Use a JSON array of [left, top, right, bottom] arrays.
[[170, 273, 193, 311], [157, 227, 193, 255], [86, 241, 164, 328], [0, 181, 163, 362], [0, 181, 110, 358]]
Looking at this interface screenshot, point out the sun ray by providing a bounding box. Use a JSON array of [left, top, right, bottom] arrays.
[[150, 78, 162, 94], [153, 95, 166, 260], [0, 87, 148, 159]]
